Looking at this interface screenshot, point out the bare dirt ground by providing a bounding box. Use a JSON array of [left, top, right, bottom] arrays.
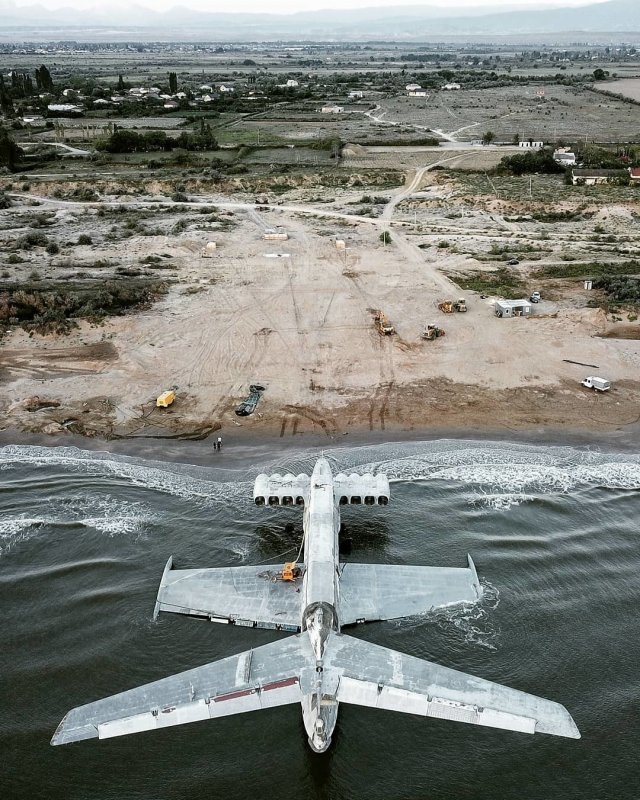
[[2, 166, 640, 441], [2, 125, 640, 440]]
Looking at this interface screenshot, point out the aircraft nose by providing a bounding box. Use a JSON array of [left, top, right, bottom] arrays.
[[313, 458, 332, 479]]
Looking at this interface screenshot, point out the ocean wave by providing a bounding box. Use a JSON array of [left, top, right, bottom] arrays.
[[0, 496, 153, 557], [0, 444, 248, 506], [469, 492, 535, 510]]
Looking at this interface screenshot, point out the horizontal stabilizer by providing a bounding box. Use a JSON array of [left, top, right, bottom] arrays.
[[153, 556, 302, 631], [333, 472, 390, 505], [51, 635, 312, 746], [327, 634, 580, 740], [254, 473, 310, 506], [339, 556, 482, 625]]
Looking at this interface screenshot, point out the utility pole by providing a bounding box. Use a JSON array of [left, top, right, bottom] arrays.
[[529, 175, 532, 198]]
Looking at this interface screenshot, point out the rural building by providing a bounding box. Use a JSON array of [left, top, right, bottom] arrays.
[[47, 103, 83, 115], [442, 83, 461, 90], [348, 91, 364, 99], [553, 148, 576, 165], [199, 84, 213, 92], [629, 167, 640, 182], [571, 168, 629, 185], [286, 79, 299, 87], [409, 91, 427, 97], [495, 299, 532, 318], [263, 228, 288, 241], [321, 105, 344, 113], [219, 84, 235, 93], [518, 140, 544, 149], [22, 114, 45, 124], [163, 100, 179, 109], [405, 83, 421, 91]]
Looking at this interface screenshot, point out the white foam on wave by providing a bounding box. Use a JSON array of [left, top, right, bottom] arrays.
[[470, 492, 535, 510], [433, 580, 501, 651], [0, 444, 248, 506], [353, 441, 640, 508], [0, 495, 153, 556]]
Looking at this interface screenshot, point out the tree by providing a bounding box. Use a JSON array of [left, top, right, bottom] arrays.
[[379, 231, 392, 245], [168, 72, 178, 94], [593, 68, 608, 81], [34, 65, 54, 93], [0, 125, 22, 170], [482, 131, 496, 145], [117, 74, 125, 92]]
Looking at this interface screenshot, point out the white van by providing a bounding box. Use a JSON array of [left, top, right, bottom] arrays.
[[581, 376, 611, 392]]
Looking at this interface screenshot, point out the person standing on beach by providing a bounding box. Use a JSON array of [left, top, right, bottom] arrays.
[[217, 436, 222, 451]]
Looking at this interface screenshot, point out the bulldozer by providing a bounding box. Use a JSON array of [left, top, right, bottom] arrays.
[[374, 310, 395, 335], [422, 323, 445, 340], [453, 298, 467, 312], [438, 301, 454, 313]]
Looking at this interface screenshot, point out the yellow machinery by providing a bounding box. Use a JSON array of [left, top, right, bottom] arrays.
[[281, 562, 300, 581], [438, 301, 454, 314], [454, 298, 467, 312], [374, 310, 395, 335], [156, 390, 176, 408], [422, 323, 445, 341]]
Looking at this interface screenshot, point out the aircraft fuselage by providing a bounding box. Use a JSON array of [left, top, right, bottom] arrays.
[[300, 458, 340, 752]]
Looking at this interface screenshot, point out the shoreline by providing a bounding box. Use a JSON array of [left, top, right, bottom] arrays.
[[1, 419, 638, 468]]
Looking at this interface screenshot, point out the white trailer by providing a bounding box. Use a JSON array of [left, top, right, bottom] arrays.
[[581, 376, 611, 392]]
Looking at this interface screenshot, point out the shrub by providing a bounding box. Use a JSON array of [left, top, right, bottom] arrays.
[[77, 234, 92, 245], [46, 242, 60, 255]]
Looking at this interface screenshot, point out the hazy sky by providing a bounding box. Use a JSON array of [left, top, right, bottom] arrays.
[[9, 0, 611, 13]]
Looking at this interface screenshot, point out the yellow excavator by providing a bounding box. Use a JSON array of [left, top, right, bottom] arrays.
[[374, 310, 395, 335]]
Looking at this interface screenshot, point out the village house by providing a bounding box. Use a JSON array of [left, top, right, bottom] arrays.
[[518, 140, 544, 149], [571, 168, 629, 185], [321, 104, 344, 113], [553, 148, 577, 165], [442, 83, 461, 90], [629, 167, 640, 183]]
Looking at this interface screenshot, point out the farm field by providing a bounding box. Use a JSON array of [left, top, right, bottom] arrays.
[[595, 78, 640, 101]]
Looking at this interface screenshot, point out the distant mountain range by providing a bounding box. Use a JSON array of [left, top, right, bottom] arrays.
[[0, 0, 638, 40]]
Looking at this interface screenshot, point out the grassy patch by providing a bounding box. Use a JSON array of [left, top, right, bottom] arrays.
[[535, 260, 640, 278], [0, 279, 169, 334], [448, 268, 526, 298]]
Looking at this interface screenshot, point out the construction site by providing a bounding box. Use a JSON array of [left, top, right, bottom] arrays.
[[1, 175, 639, 440]]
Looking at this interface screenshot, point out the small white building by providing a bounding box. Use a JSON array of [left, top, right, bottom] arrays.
[[47, 103, 82, 114], [263, 228, 288, 241], [518, 140, 544, 149], [219, 84, 235, 93], [321, 105, 344, 113], [199, 84, 213, 92], [286, 79, 299, 88], [443, 83, 461, 90], [163, 100, 179, 110], [408, 91, 428, 97], [405, 83, 422, 91], [495, 299, 532, 318], [348, 91, 364, 99], [553, 148, 576, 165]]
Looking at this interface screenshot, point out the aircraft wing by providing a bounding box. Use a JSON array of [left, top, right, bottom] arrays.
[[51, 634, 312, 746], [339, 557, 482, 625], [153, 557, 303, 631], [329, 634, 580, 739]]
